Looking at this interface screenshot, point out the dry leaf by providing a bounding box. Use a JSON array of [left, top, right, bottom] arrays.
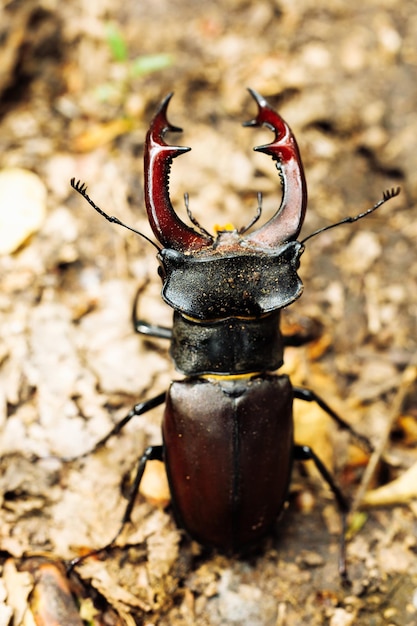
[[140, 460, 171, 508], [27, 561, 83, 626], [362, 461, 417, 507], [73, 118, 134, 152]]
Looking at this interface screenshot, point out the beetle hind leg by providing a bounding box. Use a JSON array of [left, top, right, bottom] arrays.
[[294, 444, 350, 585], [121, 445, 164, 525], [67, 444, 164, 573]]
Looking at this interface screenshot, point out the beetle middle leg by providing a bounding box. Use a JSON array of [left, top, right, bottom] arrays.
[[292, 386, 371, 585], [293, 386, 373, 453], [62, 391, 166, 462]]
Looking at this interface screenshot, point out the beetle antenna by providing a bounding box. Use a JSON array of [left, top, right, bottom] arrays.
[[239, 192, 263, 234], [300, 187, 400, 244], [184, 192, 213, 238], [71, 179, 162, 252]]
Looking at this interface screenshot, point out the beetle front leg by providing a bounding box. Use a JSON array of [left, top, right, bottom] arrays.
[[132, 284, 173, 339], [294, 444, 350, 584], [293, 386, 373, 453], [133, 318, 173, 339]]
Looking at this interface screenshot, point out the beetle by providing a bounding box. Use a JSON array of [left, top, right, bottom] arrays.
[[70, 89, 399, 579]]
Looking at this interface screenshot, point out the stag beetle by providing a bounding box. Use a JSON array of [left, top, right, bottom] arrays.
[[70, 89, 399, 579]]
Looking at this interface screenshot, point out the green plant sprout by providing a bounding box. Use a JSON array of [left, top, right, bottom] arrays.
[[96, 23, 174, 105]]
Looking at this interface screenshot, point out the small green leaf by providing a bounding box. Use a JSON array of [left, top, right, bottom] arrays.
[[94, 82, 121, 103], [130, 53, 174, 77], [346, 511, 368, 539], [105, 23, 128, 62]]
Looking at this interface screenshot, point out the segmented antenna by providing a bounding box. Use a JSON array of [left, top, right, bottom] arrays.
[[70, 179, 161, 251], [301, 187, 401, 245]]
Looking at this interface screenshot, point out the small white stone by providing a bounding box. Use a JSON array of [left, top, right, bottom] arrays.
[[0, 168, 47, 254]]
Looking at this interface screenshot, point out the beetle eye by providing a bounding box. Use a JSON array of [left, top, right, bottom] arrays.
[[158, 264, 166, 281]]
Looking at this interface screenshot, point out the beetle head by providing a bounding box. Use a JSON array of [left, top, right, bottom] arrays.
[[144, 90, 307, 318]]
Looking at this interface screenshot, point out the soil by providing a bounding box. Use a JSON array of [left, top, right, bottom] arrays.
[[0, 1, 417, 625]]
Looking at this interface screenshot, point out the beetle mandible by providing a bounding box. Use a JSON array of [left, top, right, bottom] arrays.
[[71, 89, 399, 579]]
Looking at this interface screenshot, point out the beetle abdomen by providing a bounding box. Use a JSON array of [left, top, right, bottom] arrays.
[[162, 375, 293, 551]]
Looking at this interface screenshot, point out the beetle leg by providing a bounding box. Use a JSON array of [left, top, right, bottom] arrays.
[[294, 444, 350, 584], [293, 386, 373, 454], [66, 392, 166, 573], [68, 445, 164, 572], [133, 319, 173, 339], [131, 284, 172, 339], [120, 445, 164, 527], [87, 392, 166, 454], [61, 392, 166, 462]]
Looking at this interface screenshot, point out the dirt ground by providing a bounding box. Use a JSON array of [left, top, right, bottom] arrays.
[[1, 1, 417, 624]]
